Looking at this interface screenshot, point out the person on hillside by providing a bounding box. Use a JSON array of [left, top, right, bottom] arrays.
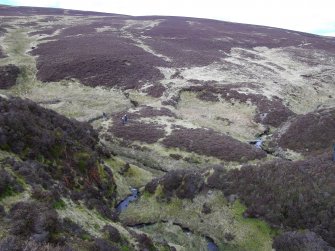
[[122, 114, 128, 125]]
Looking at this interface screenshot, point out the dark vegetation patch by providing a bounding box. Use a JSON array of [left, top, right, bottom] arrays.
[[103, 225, 122, 243], [272, 108, 335, 155], [169, 153, 183, 160], [143, 83, 166, 98], [0, 201, 69, 249], [0, 64, 20, 89], [161, 93, 181, 107], [285, 47, 335, 67], [162, 127, 266, 162], [19, 21, 39, 27], [144, 17, 335, 67], [273, 230, 335, 251], [38, 16, 62, 23], [0, 97, 118, 219], [143, 18, 239, 66], [0, 26, 6, 36], [108, 107, 176, 144], [0, 201, 94, 250], [170, 70, 184, 79], [59, 18, 125, 36], [131, 231, 158, 251], [92, 226, 160, 251], [0, 167, 24, 200], [8, 201, 59, 241], [29, 26, 63, 36], [0, 48, 5, 58], [110, 119, 165, 144], [91, 238, 121, 251], [145, 169, 204, 200], [0, 205, 5, 217], [0, 6, 120, 16], [0, 237, 70, 251], [0, 96, 98, 166], [2, 157, 117, 221], [183, 84, 295, 127], [133, 106, 176, 118], [207, 155, 335, 246], [60, 24, 98, 36], [32, 31, 166, 89]]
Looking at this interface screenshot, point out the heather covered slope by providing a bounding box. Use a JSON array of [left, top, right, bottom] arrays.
[[1, 4, 335, 250], [0, 96, 175, 251], [270, 107, 335, 156]]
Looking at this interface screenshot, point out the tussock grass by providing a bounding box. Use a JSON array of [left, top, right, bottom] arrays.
[[120, 191, 274, 251]]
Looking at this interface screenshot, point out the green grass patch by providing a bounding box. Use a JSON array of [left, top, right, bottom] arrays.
[[74, 151, 92, 173], [0, 185, 15, 200], [52, 199, 66, 210], [81, 233, 92, 241], [230, 200, 277, 251], [105, 157, 154, 201]]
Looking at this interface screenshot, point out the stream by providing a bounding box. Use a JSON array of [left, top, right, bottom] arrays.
[[116, 188, 139, 213], [206, 237, 219, 251], [249, 139, 263, 149]]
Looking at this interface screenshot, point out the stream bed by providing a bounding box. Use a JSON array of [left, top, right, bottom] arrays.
[[206, 237, 219, 251], [116, 188, 139, 213]]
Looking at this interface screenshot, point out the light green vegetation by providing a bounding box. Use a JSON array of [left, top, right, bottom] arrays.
[[0, 149, 19, 160], [52, 198, 66, 210], [132, 222, 208, 251], [102, 139, 219, 172], [176, 92, 265, 141], [0, 28, 38, 95], [56, 198, 113, 237], [177, 47, 335, 115], [0, 151, 30, 208], [0, 190, 31, 211], [127, 89, 161, 107], [142, 138, 222, 165], [56, 198, 140, 248], [105, 157, 154, 201], [228, 201, 278, 251], [120, 191, 274, 251], [103, 130, 275, 174], [25, 80, 131, 122]]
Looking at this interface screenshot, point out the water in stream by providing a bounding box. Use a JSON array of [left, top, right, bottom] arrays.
[[116, 188, 139, 213], [206, 237, 220, 251]]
